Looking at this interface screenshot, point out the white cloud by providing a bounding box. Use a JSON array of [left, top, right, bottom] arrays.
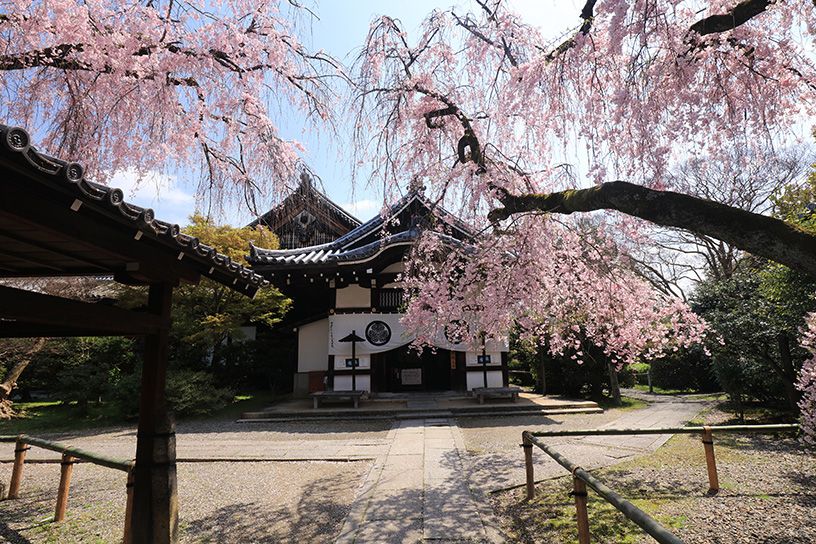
[[108, 168, 197, 226], [340, 198, 380, 220]]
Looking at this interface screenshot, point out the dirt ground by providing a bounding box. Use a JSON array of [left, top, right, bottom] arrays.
[[0, 459, 369, 543]]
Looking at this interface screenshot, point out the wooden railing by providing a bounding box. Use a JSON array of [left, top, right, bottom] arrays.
[[1, 434, 134, 543], [521, 423, 800, 544]]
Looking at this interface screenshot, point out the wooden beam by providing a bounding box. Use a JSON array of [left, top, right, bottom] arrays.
[[0, 183, 201, 284], [131, 283, 178, 544], [0, 285, 163, 336], [0, 248, 64, 271], [0, 322, 143, 338], [0, 230, 110, 272]]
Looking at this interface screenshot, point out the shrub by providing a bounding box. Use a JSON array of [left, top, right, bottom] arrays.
[[649, 346, 720, 393], [166, 370, 234, 417], [112, 368, 233, 418]]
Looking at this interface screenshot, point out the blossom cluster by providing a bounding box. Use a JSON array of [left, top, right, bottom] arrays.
[[1, 0, 336, 211], [401, 215, 707, 366], [798, 313, 816, 445]]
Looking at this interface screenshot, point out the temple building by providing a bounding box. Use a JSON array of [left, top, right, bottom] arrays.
[[248, 186, 509, 396], [248, 172, 360, 249]]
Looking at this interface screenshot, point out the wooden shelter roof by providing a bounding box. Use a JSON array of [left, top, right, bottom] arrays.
[[0, 125, 267, 295]]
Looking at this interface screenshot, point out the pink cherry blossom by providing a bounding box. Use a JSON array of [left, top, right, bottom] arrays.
[[0, 0, 341, 212], [798, 314, 816, 444]]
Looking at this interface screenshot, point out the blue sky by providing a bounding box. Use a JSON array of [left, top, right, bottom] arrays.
[[117, 1, 585, 226]]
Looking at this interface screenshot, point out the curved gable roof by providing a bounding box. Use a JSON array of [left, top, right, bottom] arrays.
[[248, 189, 475, 269]]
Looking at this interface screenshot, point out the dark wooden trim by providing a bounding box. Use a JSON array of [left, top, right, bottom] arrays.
[[131, 283, 177, 544], [0, 230, 110, 272], [0, 183, 200, 284], [0, 247, 64, 271], [331, 368, 372, 376], [0, 323, 140, 338], [0, 284, 163, 336], [501, 352, 509, 387], [327, 355, 335, 389], [464, 364, 504, 371]]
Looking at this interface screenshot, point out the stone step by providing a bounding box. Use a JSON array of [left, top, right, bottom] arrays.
[[237, 405, 602, 423]]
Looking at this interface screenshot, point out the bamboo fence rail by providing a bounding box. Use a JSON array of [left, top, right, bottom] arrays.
[[1, 434, 134, 543], [521, 423, 801, 544]]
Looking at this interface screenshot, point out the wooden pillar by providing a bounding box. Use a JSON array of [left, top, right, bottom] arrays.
[[55, 453, 75, 522], [131, 283, 178, 544], [702, 427, 719, 494], [522, 435, 535, 500], [572, 476, 591, 544], [123, 466, 135, 544], [8, 438, 28, 499]]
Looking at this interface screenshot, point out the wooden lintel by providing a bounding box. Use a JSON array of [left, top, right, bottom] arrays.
[[0, 323, 144, 338], [0, 285, 164, 336]]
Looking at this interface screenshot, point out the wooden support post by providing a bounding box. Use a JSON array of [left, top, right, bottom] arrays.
[[123, 466, 135, 544], [702, 426, 719, 494], [131, 283, 178, 544], [522, 435, 535, 500], [572, 476, 591, 544], [55, 453, 75, 522], [8, 438, 28, 499]]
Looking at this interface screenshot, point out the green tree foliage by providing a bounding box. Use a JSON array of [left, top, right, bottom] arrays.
[[166, 214, 290, 367], [692, 261, 815, 412], [648, 345, 719, 393]]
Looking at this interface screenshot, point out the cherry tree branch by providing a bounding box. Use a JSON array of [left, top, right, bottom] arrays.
[[489, 182, 816, 277], [689, 0, 775, 36]]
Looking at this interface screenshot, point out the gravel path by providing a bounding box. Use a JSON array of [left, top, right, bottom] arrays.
[[0, 460, 369, 543], [1, 419, 394, 463], [0, 419, 391, 543], [459, 395, 708, 494]]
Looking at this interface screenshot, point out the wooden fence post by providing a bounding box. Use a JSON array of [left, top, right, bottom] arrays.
[[8, 438, 28, 499], [702, 427, 719, 494], [522, 435, 535, 500], [572, 474, 591, 544], [55, 453, 76, 522], [123, 465, 135, 544]]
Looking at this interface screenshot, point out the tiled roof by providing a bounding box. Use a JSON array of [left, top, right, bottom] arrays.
[[248, 190, 474, 268], [248, 173, 361, 231], [0, 125, 268, 295]]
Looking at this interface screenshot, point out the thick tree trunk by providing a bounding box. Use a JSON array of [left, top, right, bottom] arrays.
[[490, 182, 816, 278], [537, 347, 547, 395], [0, 338, 46, 419], [607, 362, 622, 406]]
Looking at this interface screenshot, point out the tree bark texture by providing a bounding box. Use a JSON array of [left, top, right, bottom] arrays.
[[0, 338, 46, 419], [490, 182, 816, 278]]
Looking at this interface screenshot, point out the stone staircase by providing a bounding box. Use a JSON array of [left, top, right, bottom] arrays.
[[238, 398, 601, 423]]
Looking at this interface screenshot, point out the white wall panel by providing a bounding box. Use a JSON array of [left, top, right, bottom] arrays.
[[298, 319, 329, 372]]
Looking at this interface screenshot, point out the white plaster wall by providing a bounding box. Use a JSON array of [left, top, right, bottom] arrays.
[[466, 370, 504, 390], [333, 354, 371, 370], [381, 261, 404, 273], [335, 284, 371, 308], [334, 375, 371, 392], [298, 319, 329, 372], [465, 351, 504, 366]]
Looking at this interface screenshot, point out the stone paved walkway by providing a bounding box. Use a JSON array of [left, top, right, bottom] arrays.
[[336, 418, 502, 544]]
